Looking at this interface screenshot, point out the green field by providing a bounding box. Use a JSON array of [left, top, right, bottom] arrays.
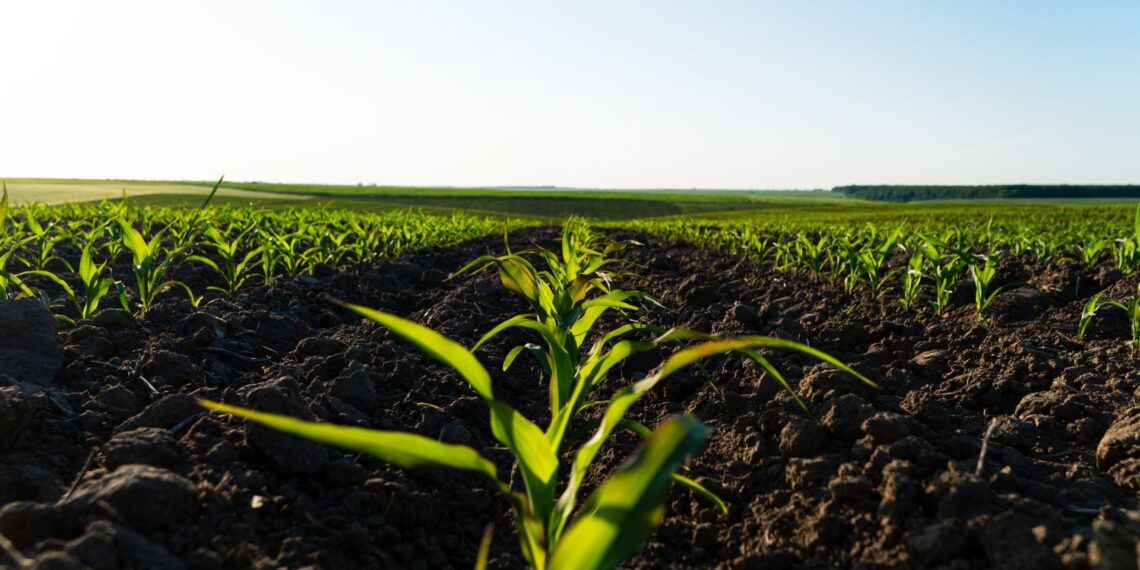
[[4, 178, 848, 221], [1, 179, 310, 206], [6, 177, 1139, 222]]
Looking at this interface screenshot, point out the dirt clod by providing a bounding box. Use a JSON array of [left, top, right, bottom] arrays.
[[0, 299, 63, 389]]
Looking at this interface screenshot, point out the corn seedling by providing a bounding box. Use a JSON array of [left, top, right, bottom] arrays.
[[850, 227, 901, 298], [920, 239, 967, 316], [75, 240, 118, 319], [969, 254, 1033, 322], [898, 252, 926, 311], [187, 225, 263, 294], [1103, 285, 1140, 355], [202, 301, 874, 570], [1077, 291, 1105, 341], [200, 218, 874, 568], [117, 220, 196, 314]]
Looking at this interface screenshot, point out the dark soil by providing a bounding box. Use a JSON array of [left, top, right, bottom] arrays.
[[1, 227, 1138, 570]]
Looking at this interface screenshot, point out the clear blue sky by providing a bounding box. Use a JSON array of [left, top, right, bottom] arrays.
[[2, 1, 1137, 189]]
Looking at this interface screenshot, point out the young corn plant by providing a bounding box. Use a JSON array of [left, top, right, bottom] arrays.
[[187, 224, 262, 294], [920, 239, 967, 315], [25, 238, 121, 324], [1103, 285, 1140, 356], [850, 227, 902, 298], [452, 220, 644, 400], [117, 220, 197, 315], [16, 214, 74, 273], [75, 240, 118, 319], [202, 303, 874, 570], [898, 252, 927, 311], [1112, 204, 1140, 274], [117, 179, 222, 313], [1077, 292, 1105, 341], [0, 242, 36, 300], [969, 254, 1032, 322], [201, 220, 875, 568], [1077, 240, 1109, 268]]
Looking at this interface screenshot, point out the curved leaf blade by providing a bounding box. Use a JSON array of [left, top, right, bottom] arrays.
[[549, 416, 709, 570], [341, 302, 494, 400], [199, 400, 503, 483]]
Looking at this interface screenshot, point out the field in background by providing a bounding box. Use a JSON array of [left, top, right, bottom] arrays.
[[5, 177, 848, 221], [2, 177, 1139, 570], [2, 178, 309, 206], [6, 177, 1139, 222]]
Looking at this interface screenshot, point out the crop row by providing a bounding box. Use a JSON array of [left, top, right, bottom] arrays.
[[202, 219, 873, 568], [625, 204, 1140, 352], [0, 184, 532, 320]]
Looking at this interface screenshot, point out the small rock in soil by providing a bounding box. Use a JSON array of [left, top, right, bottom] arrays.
[[121, 394, 201, 430], [64, 464, 198, 529], [0, 500, 63, 547], [1088, 509, 1140, 570], [909, 349, 948, 372], [91, 309, 135, 330], [974, 510, 1060, 570], [1096, 406, 1140, 470], [925, 469, 994, 520], [0, 299, 63, 389], [243, 382, 330, 474], [0, 385, 39, 451], [778, 418, 827, 457], [330, 368, 378, 414], [906, 521, 965, 564], [786, 457, 837, 490], [862, 411, 930, 445], [30, 551, 84, 570], [139, 350, 199, 388], [102, 428, 181, 469], [818, 394, 871, 441], [63, 523, 118, 570]]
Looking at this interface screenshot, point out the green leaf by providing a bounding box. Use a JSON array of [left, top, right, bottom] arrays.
[[339, 303, 559, 530], [647, 335, 877, 391], [737, 349, 810, 415], [117, 220, 150, 264], [472, 314, 573, 412], [619, 420, 727, 515], [341, 302, 493, 400], [548, 339, 655, 447], [549, 416, 709, 570], [199, 400, 503, 483], [474, 313, 542, 350], [487, 400, 559, 525], [473, 524, 494, 570], [0, 181, 8, 231], [21, 269, 74, 298], [186, 255, 221, 273], [670, 473, 727, 515]]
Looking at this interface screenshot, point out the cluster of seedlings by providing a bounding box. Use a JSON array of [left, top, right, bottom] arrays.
[[0, 181, 529, 319], [633, 204, 1140, 347], [202, 220, 873, 569]]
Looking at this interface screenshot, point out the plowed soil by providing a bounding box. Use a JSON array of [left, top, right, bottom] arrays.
[[1, 227, 1138, 570]]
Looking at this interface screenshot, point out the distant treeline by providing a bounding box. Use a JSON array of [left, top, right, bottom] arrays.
[[833, 185, 1140, 202]]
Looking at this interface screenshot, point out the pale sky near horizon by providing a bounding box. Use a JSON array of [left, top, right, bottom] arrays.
[[2, 1, 1138, 189]]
